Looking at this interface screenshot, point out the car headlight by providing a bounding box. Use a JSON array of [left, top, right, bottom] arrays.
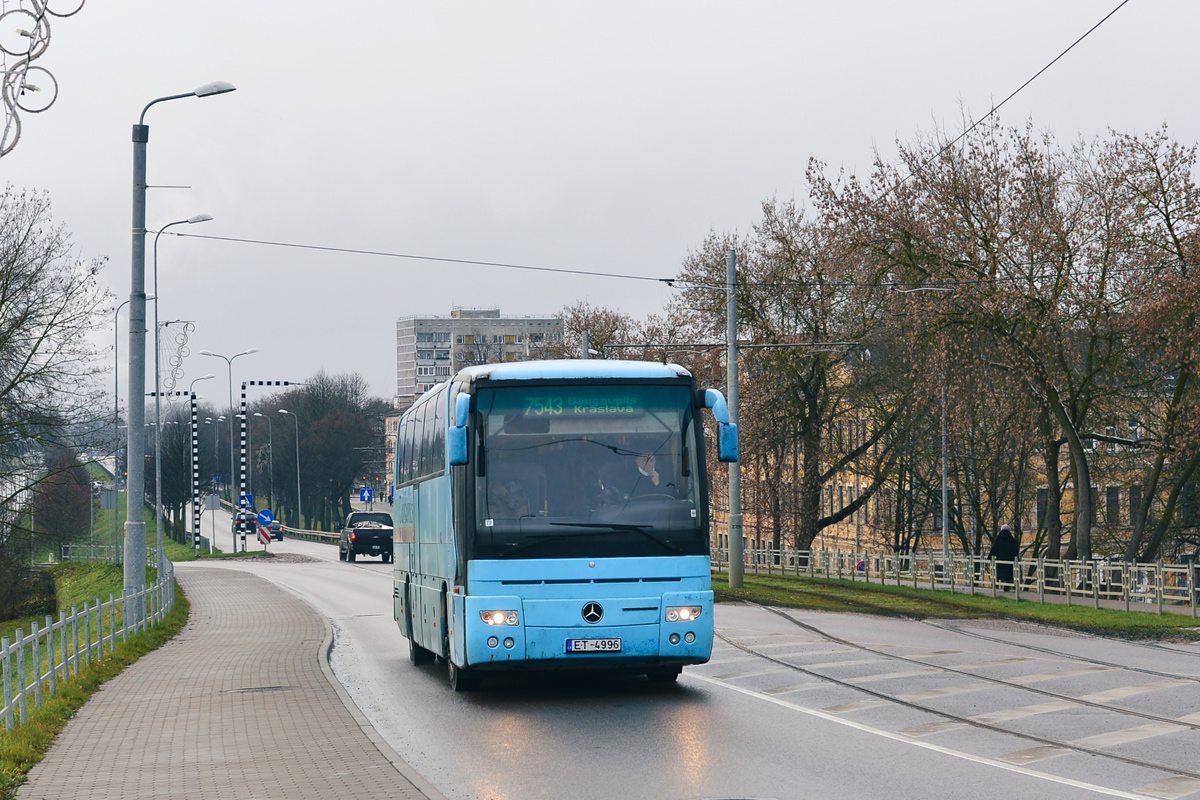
[[665, 606, 702, 622], [480, 610, 519, 626]]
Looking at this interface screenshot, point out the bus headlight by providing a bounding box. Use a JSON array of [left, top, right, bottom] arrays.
[[480, 610, 519, 626], [665, 606, 702, 622]]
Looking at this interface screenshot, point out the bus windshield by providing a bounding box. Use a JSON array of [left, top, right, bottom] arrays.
[[473, 383, 705, 559]]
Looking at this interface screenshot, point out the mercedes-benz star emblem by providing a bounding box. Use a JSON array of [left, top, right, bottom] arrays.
[[582, 602, 604, 624]]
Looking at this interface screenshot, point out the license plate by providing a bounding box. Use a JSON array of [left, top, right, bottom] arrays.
[[371, 544, 380, 549], [566, 638, 621, 653]]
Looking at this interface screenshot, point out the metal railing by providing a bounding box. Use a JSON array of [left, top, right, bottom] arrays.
[[60, 544, 157, 564], [713, 545, 1199, 617], [2, 560, 176, 732]]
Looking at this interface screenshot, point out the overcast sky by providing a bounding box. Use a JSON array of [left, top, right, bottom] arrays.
[[1, 0, 1194, 404]]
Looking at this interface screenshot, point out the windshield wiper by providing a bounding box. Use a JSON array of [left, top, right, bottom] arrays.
[[555, 522, 685, 555], [497, 524, 683, 558]]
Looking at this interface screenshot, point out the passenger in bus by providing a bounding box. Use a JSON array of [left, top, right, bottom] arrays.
[[489, 478, 529, 518]]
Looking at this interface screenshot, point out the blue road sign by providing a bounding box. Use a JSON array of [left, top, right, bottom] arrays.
[[360, 487, 373, 503], [258, 509, 274, 526]]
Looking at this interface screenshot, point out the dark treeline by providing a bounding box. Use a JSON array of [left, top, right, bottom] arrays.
[[146, 370, 392, 535]]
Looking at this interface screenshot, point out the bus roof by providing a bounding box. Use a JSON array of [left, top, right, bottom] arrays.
[[458, 360, 692, 382]]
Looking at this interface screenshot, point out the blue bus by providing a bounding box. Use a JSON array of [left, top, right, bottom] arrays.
[[392, 360, 738, 690]]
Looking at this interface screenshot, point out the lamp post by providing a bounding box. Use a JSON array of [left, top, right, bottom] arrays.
[[199, 348, 258, 510], [215, 415, 227, 496], [726, 247, 743, 589], [125, 79, 235, 619], [279, 409, 301, 529], [151, 216, 212, 574], [254, 412, 273, 513]]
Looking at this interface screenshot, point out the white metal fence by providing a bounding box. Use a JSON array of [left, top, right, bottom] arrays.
[[713, 545, 1199, 617], [1, 560, 176, 732]]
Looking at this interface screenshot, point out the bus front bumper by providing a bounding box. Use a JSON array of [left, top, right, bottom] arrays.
[[458, 591, 713, 669]]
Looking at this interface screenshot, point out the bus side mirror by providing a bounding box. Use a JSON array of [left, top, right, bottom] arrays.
[[448, 392, 471, 466], [703, 389, 739, 463]]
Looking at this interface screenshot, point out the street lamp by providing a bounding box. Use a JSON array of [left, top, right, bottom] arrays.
[[199, 348, 258, 509], [279, 409, 301, 529], [254, 412, 273, 513], [113, 296, 150, 564], [125, 79, 235, 617], [151, 217, 212, 573]]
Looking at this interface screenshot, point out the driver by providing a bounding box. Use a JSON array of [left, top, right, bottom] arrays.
[[598, 451, 675, 503]]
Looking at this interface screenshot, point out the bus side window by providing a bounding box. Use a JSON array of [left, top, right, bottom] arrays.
[[420, 397, 435, 479], [400, 417, 410, 484], [433, 390, 446, 469], [409, 410, 424, 482]]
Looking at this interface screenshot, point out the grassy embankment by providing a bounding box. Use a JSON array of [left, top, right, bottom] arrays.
[[1, 463, 196, 798], [713, 571, 1200, 640]]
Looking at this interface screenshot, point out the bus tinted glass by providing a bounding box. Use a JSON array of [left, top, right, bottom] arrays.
[[473, 384, 704, 559]]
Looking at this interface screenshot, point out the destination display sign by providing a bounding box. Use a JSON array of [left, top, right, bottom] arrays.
[[523, 393, 643, 416]]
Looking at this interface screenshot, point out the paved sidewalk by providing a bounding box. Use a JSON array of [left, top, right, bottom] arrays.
[[18, 565, 444, 800]]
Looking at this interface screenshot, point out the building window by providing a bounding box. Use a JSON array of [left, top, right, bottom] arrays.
[[1130, 485, 1143, 528], [1037, 488, 1047, 528], [1106, 486, 1120, 525]]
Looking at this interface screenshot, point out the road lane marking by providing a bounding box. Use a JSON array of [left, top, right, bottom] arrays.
[[1079, 679, 1192, 703], [998, 745, 1070, 765], [848, 669, 938, 684], [1007, 665, 1119, 684], [1071, 721, 1188, 749], [761, 683, 825, 696], [954, 656, 1039, 669], [1135, 776, 1200, 799], [687, 672, 1155, 800], [899, 721, 967, 737], [898, 682, 993, 701], [823, 699, 890, 714], [970, 699, 1079, 724]]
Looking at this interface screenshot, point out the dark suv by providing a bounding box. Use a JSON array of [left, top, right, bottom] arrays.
[[232, 510, 257, 537], [339, 511, 393, 562]]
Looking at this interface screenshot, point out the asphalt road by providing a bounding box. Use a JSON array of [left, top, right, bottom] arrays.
[[197, 507, 1200, 800]]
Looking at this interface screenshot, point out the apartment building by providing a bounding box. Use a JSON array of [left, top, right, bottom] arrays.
[[395, 307, 563, 401]]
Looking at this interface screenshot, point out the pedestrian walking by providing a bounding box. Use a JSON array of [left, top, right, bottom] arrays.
[[988, 524, 1019, 588]]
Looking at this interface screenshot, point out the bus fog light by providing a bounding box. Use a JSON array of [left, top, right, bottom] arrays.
[[684, 632, 695, 643], [481, 610, 519, 626], [665, 606, 702, 622], [487, 636, 499, 648], [669, 633, 681, 645], [503, 638, 515, 649]]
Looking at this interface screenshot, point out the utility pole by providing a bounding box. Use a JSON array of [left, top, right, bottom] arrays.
[[727, 247, 744, 589]]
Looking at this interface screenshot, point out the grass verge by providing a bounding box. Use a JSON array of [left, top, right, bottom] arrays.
[[712, 572, 1200, 641]]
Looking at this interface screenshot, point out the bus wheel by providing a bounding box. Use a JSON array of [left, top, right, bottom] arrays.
[[448, 659, 480, 692], [647, 667, 681, 683]]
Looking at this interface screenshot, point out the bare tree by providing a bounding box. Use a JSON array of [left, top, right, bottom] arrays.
[[0, 188, 108, 604]]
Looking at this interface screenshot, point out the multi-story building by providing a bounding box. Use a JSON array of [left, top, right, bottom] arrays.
[[395, 307, 563, 401]]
